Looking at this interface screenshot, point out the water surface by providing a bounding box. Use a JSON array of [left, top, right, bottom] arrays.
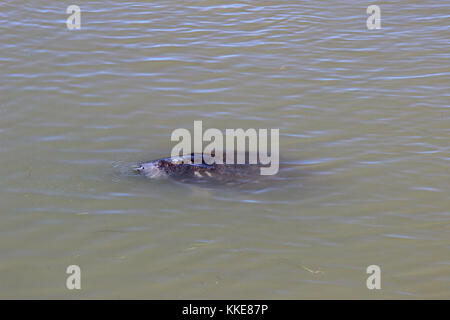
[[0, 1, 449, 298]]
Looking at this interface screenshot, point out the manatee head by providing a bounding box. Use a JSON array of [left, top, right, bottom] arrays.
[[134, 161, 166, 178], [134, 154, 217, 179]]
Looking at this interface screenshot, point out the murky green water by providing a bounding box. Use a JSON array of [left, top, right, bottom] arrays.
[[0, 1, 449, 299]]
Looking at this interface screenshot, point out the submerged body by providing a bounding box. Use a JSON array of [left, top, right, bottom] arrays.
[[135, 153, 263, 184]]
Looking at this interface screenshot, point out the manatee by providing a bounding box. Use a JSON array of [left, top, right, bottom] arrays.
[[134, 152, 265, 184]]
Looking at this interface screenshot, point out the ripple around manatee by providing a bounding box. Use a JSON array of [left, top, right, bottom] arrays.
[[114, 153, 324, 197]]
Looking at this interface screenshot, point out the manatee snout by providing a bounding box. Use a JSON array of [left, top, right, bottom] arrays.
[[133, 161, 165, 178], [133, 165, 144, 173]]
